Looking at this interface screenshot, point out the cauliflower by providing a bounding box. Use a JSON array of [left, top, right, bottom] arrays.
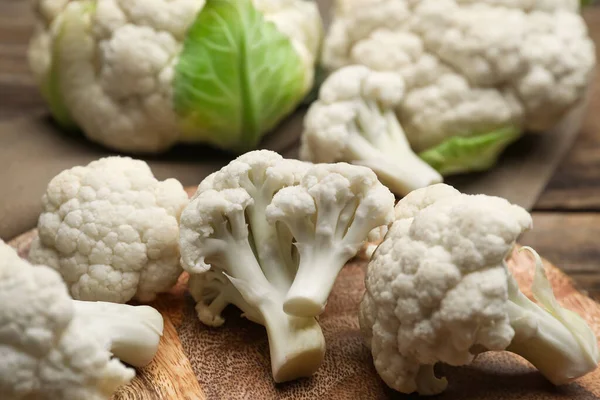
[[321, 0, 595, 176], [0, 241, 164, 400], [28, 156, 189, 304], [28, 0, 322, 153], [179, 150, 393, 381], [360, 184, 599, 395], [301, 65, 443, 196], [267, 162, 395, 316]]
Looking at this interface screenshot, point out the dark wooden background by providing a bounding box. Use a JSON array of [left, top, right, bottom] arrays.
[[2, 0, 600, 300]]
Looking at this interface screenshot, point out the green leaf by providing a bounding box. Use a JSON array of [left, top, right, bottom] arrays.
[[173, 0, 307, 152], [418, 126, 522, 176]]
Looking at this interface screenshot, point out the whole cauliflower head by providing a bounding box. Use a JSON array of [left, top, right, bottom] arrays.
[[0, 241, 135, 400], [29, 156, 189, 303], [28, 0, 322, 153], [360, 184, 533, 394], [322, 0, 595, 174]]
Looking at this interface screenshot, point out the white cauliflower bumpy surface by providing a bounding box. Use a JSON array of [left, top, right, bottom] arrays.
[[29, 156, 189, 303], [360, 184, 599, 395], [322, 0, 595, 175], [28, 0, 322, 153], [0, 241, 164, 400]]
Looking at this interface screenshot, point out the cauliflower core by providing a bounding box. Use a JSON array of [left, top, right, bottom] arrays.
[[360, 184, 599, 395], [0, 241, 164, 400], [29, 156, 189, 303], [321, 0, 595, 174]]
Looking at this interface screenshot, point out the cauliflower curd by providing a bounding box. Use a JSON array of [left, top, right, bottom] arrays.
[[29, 157, 189, 304]]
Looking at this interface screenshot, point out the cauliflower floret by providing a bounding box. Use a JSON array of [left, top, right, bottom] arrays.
[[179, 150, 325, 383], [301, 65, 443, 196], [179, 149, 394, 380], [266, 162, 395, 317], [29, 156, 189, 304], [360, 184, 599, 395], [0, 241, 164, 400]]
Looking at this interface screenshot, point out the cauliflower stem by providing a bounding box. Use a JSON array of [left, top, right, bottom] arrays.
[[347, 99, 443, 195], [189, 270, 324, 383], [301, 65, 442, 196], [505, 247, 599, 385], [265, 163, 395, 317], [73, 301, 164, 368], [190, 225, 325, 383]]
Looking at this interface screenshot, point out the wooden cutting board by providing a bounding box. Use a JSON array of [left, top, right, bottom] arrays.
[[9, 193, 600, 400]]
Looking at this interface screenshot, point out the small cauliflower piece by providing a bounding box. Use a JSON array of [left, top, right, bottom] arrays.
[[180, 150, 394, 379], [28, 0, 322, 153], [360, 184, 599, 395], [266, 162, 394, 317], [301, 65, 443, 196], [29, 156, 189, 304], [322, 0, 595, 176], [179, 150, 325, 382], [0, 241, 164, 400]]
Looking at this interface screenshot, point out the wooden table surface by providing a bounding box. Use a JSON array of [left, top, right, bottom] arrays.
[[2, 1, 600, 301]]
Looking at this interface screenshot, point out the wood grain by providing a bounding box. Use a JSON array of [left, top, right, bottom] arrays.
[[0, 0, 43, 120], [113, 308, 205, 400], [520, 213, 600, 302], [535, 10, 600, 210], [9, 227, 600, 400]]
